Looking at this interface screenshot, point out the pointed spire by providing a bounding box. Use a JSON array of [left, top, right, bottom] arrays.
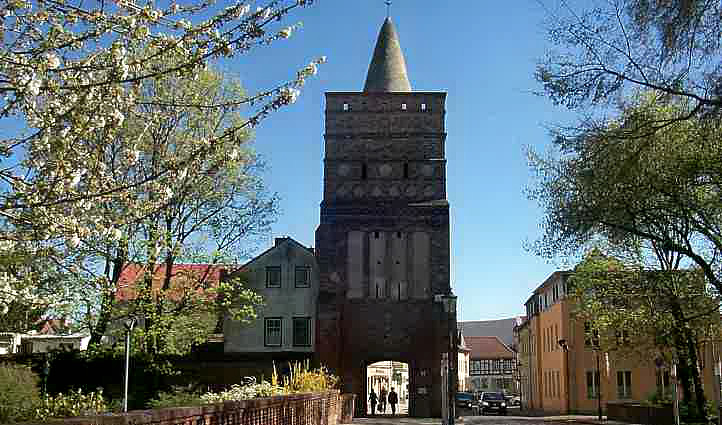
[[363, 17, 412, 92]]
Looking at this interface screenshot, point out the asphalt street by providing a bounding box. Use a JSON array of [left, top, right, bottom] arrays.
[[351, 417, 587, 425]]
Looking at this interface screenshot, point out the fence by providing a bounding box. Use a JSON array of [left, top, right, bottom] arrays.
[[32, 390, 348, 425]]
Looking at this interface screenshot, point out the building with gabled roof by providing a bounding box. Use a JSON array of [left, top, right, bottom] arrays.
[[223, 237, 318, 356], [460, 317, 524, 349], [465, 335, 517, 394]]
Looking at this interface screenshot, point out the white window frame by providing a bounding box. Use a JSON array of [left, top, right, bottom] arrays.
[[264, 317, 282, 347]]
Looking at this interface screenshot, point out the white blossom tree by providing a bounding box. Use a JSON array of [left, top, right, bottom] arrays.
[[0, 0, 324, 313]]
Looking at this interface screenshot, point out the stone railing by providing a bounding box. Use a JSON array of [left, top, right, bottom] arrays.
[[606, 400, 674, 425], [33, 390, 348, 425]]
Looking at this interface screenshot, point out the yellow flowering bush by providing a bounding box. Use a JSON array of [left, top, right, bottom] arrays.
[[35, 388, 108, 421]]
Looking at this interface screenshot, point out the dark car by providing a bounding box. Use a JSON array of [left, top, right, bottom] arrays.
[[455, 392, 476, 409], [478, 392, 507, 415]]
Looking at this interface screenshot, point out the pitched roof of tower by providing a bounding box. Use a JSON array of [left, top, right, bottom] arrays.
[[363, 17, 412, 92]]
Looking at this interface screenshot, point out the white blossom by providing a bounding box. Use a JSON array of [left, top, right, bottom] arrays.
[[67, 235, 81, 248], [70, 169, 86, 188], [45, 53, 61, 69], [27, 77, 41, 96], [279, 27, 292, 38]]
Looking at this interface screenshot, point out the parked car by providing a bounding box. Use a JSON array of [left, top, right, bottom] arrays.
[[455, 392, 476, 409], [477, 392, 507, 415], [503, 393, 521, 406]]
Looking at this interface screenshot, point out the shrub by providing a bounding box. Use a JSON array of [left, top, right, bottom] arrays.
[[277, 360, 339, 394], [0, 362, 41, 423], [35, 388, 108, 420], [147, 387, 205, 409], [200, 381, 281, 404]]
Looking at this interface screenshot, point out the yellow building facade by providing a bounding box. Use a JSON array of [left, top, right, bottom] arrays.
[[517, 271, 721, 415]]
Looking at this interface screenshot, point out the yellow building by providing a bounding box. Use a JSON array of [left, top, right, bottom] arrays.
[[517, 271, 720, 414]]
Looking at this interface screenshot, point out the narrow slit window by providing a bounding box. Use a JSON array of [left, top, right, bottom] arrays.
[[361, 164, 367, 180], [403, 163, 409, 179], [374, 231, 379, 239]]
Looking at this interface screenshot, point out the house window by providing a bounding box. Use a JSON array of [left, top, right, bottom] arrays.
[[401, 103, 407, 110], [470, 360, 481, 375], [403, 163, 409, 179], [266, 266, 281, 288], [264, 317, 282, 346], [586, 370, 600, 399], [343, 103, 349, 111], [292, 317, 311, 346], [617, 371, 632, 399], [362, 164, 367, 180], [295, 266, 311, 288], [421, 103, 427, 111]]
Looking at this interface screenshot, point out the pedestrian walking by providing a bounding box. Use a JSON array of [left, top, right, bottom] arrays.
[[369, 388, 378, 415], [379, 387, 387, 414], [388, 387, 398, 415]]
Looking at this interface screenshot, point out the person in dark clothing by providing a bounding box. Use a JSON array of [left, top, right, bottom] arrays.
[[369, 388, 378, 415], [388, 387, 399, 415], [379, 387, 387, 413]]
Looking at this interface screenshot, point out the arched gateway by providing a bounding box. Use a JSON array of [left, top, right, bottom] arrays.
[[315, 17, 457, 418]]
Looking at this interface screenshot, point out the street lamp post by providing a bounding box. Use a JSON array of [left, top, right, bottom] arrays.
[[123, 317, 136, 413], [436, 294, 457, 425], [595, 349, 602, 421], [558, 339, 570, 414]]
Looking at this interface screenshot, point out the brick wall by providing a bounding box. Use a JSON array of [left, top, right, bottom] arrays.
[[31, 391, 345, 425]]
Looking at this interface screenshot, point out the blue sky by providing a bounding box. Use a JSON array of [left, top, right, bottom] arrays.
[[228, 1, 578, 321]]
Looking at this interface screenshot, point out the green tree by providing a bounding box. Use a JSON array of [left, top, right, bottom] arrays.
[[536, 0, 722, 120], [570, 250, 720, 417], [52, 68, 272, 356], [529, 92, 722, 294]]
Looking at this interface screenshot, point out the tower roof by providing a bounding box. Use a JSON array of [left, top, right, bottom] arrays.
[[363, 17, 412, 92]]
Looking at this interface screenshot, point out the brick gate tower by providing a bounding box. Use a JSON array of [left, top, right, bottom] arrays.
[[315, 17, 456, 418]]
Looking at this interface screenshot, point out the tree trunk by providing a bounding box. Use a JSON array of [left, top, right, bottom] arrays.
[[685, 331, 707, 420], [88, 248, 126, 347]]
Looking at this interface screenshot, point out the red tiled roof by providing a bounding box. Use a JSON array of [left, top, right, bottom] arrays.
[[36, 318, 68, 335], [464, 336, 515, 360], [115, 263, 227, 302]]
